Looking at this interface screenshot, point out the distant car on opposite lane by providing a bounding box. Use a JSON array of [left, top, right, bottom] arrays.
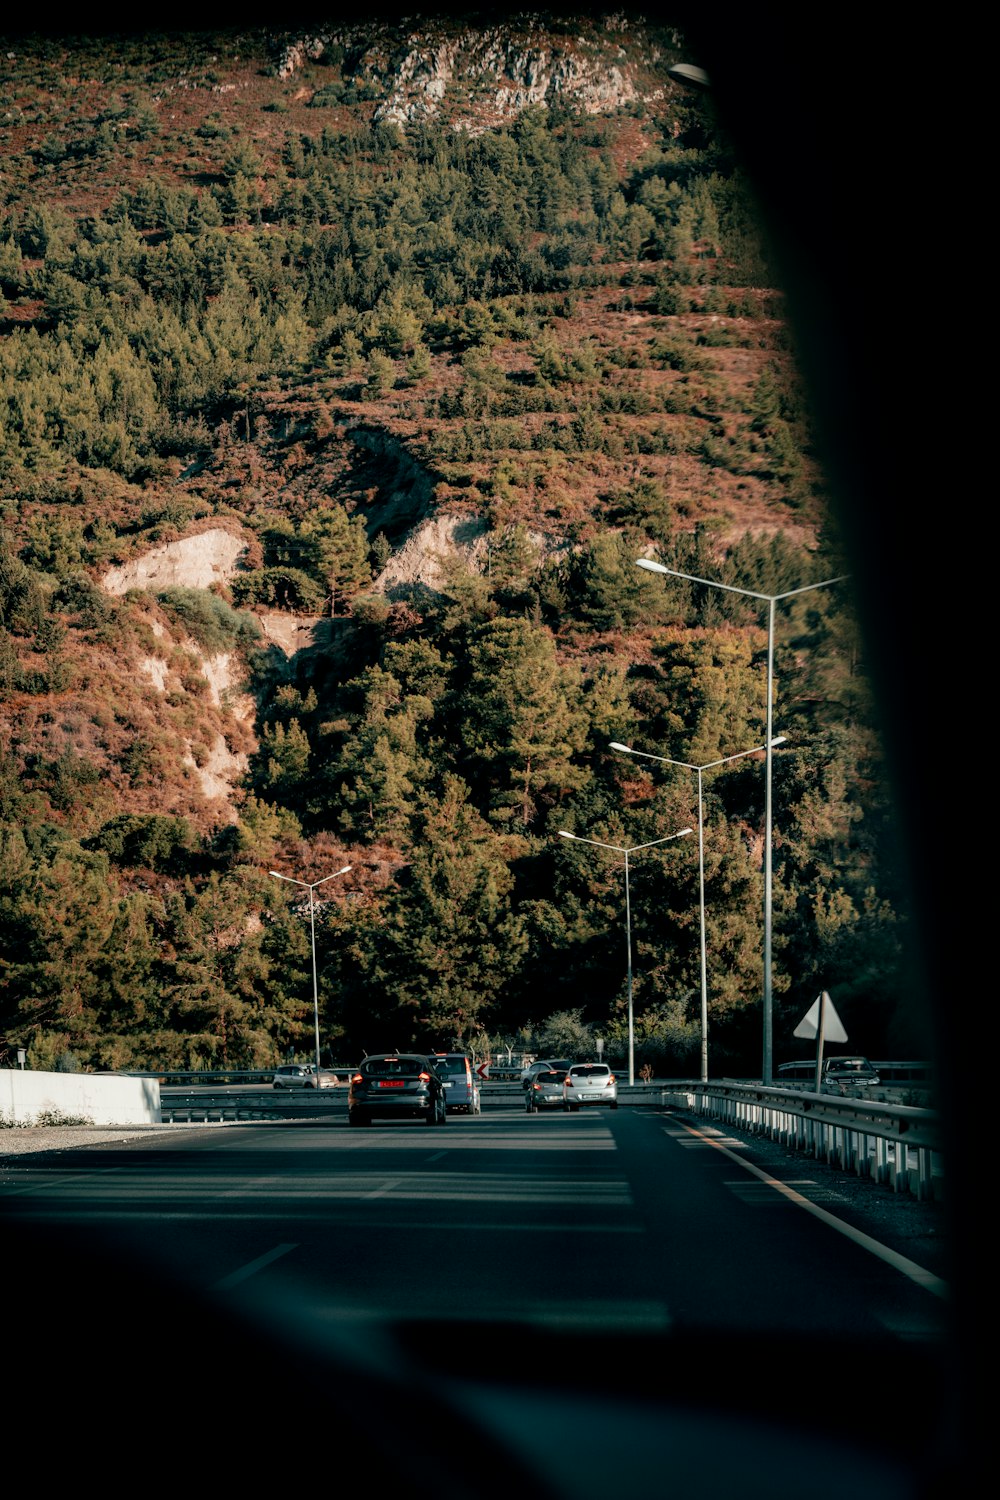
[[563, 1062, 618, 1111], [776, 1057, 881, 1095], [272, 1064, 338, 1090]]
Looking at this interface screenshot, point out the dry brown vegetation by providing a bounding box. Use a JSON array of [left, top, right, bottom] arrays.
[[0, 19, 830, 847]]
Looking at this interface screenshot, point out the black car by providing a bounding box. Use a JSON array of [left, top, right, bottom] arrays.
[[348, 1053, 448, 1127]]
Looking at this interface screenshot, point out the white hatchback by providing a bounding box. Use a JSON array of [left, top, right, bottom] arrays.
[[563, 1062, 618, 1111]]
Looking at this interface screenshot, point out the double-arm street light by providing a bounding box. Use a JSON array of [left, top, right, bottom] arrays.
[[635, 558, 848, 1082], [609, 737, 787, 1083], [269, 865, 352, 1074], [558, 825, 693, 1086]]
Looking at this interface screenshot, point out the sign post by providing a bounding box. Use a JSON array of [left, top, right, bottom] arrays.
[[793, 990, 847, 1090]]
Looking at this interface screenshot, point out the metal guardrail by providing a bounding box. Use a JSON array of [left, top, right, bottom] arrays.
[[661, 1082, 943, 1201], [158, 1079, 671, 1122], [133, 1068, 359, 1086]]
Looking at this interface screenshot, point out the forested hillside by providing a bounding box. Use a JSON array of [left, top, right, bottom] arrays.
[[0, 14, 915, 1076]]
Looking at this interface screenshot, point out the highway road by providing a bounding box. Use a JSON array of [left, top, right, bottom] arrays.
[[2, 1102, 957, 1496]]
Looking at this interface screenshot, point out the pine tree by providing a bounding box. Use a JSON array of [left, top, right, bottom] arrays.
[[459, 616, 588, 826], [361, 774, 527, 1045], [300, 504, 372, 615], [327, 665, 433, 844], [572, 531, 650, 632]]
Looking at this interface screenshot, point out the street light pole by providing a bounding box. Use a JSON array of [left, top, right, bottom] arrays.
[[610, 737, 786, 1082], [269, 865, 352, 1073], [635, 558, 847, 1082], [558, 825, 693, 1085]]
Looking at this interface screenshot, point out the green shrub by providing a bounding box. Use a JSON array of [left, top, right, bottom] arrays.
[[85, 813, 199, 873], [156, 588, 261, 651]]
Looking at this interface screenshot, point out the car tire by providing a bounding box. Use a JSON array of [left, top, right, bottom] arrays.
[[349, 1112, 367, 1127], [611, 1100, 618, 1110]]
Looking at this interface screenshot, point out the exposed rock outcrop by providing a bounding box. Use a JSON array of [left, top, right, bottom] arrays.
[[372, 511, 573, 596], [273, 15, 657, 129]]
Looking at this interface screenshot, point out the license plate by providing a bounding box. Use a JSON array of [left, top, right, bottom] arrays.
[[379, 1080, 405, 1088]]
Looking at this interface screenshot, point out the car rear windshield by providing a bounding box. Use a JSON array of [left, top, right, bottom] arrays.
[[362, 1058, 424, 1077], [433, 1057, 470, 1075], [570, 1065, 609, 1077]]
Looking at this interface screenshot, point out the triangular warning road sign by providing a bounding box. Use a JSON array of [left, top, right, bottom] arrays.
[[793, 991, 848, 1042]]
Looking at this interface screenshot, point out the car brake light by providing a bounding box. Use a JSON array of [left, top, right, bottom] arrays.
[[606, 1075, 615, 1087], [351, 1073, 363, 1084], [419, 1071, 430, 1081], [565, 1076, 573, 1087]]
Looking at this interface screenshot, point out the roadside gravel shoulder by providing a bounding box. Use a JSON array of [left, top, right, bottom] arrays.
[[1, 1124, 190, 1156]]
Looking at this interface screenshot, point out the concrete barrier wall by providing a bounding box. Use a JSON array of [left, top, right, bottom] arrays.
[[0, 1070, 161, 1125]]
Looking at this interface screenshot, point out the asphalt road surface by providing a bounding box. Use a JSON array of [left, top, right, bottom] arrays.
[[2, 1103, 959, 1497]]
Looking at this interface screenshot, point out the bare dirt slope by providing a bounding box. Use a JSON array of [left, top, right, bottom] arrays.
[[102, 527, 248, 596]]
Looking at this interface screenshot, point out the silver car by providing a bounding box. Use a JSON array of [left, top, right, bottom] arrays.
[[563, 1062, 618, 1111], [525, 1069, 567, 1112], [272, 1064, 337, 1090]]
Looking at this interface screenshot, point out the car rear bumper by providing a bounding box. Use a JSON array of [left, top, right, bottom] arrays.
[[349, 1097, 433, 1118]]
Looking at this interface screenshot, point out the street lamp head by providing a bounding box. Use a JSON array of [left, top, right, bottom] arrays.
[[635, 557, 667, 575], [679, 827, 694, 836], [667, 62, 711, 90], [268, 871, 284, 879], [558, 830, 577, 840], [770, 736, 788, 747], [608, 742, 633, 753]]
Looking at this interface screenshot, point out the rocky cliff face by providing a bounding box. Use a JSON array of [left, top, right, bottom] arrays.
[[273, 12, 675, 129]]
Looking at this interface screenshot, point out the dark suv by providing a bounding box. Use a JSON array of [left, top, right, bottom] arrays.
[[348, 1053, 448, 1127]]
